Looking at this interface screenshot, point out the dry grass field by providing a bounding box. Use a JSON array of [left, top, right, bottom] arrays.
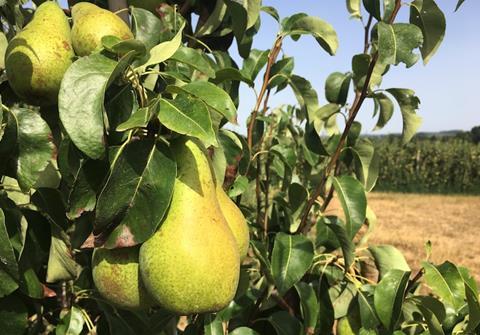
[[366, 193, 480, 281]]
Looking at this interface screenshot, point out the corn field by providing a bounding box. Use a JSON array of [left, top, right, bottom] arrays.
[[373, 136, 480, 194]]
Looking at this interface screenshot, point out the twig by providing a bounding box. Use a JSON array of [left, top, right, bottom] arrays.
[[363, 14, 373, 54]]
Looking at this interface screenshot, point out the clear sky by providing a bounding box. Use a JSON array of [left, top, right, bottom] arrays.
[[58, 0, 479, 134]]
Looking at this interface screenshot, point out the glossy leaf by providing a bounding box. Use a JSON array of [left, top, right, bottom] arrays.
[[377, 22, 396, 65], [289, 75, 320, 120], [374, 269, 411, 331], [294, 282, 319, 331], [228, 175, 249, 197], [211, 68, 254, 86], [325, 72, 351, 105], [167, 81, 237, 123], [347, 0, 361, 18], [372, 92, 394, 131], [171, 47, 216, 78], [268, 57, 294, 89], [351, 138, 379, 191], [413, 296, 446, 335], [241, 49, 269, 82], [11, 108, 55, 191], [362, 0, 381, 20], [369, 245, 410, 279], [387, 88, 422, 144], [271, 232, 314, 295], [261, 6, 279, 22], [204, 313, 224, 335], [95, 139, 176, 248], [332, 176, 367, 239], [261, 311, 302, 335], [46, 222, 80, 283], [56, 306, 85, 335], [0, 208, 19, 297], [392, 23, 423, 68], [465, 280, 480, 332], [323, 216, 355, 271], [131, 7, 163, 50], [410, 0, 446, 64], [196, 0, 227, 36], [159, 96, 217, 147]]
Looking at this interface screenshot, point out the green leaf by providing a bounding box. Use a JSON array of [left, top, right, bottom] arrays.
[[116, 106, 150, 132], [368, 245, 410, 279], [211, 68, 254, 86], [59, 53, 135, 159], [413, 296, 446, 335], [159, 96, 217, 147], [330, 282, 357, 318], [358, 286, 381, 330], [362, 0, 381, 20], [346, 0, 362, 18], [465, 280, 480, 332], [167, 81, 237, 123], [250, 240, 273, 283], [0, 32, 7, 69], [282, 14, 338, 55], [410, 0, 446, 64], [392, 23, 423, 68], [271, 232, 314, 295], [131, 7, 163, 50], [383, 0, 396, 21], [227, 175, 249, 197], [230, 327, 260, 335], [294, 282, 319, 331], [332, 176, 367, 239], [102, 36, 147, 58], [325, 72, 351, 105], [377, 22, 396, 65], [386, 88, 422, 144], [261, 311, 302, 335], [261, 6, 279, 22], [135, 22, 185, 74], [241, 49, 269, 82], [374, 269, 411, 331], [204, 313, 224, 335], [10, 108, 55, 191], [170, 47, 216, 78], [268, 57, 294, 89], [56, 306, 85, 335], [372, 92, 394, 130], [225, 0, 261, 41], [95, 139, 176, 248], [196, 0, 227, 36], [323, 217, 355, 271], [0, 294, 27, 334], [351, 138, 380, 192], [289, 75, 320, 121], [352, 53, 385, 90], [0, 208, 19, 298], [455, 0, 466, 11], [422, 261, 465, 312], [46, 222, 80, 283]]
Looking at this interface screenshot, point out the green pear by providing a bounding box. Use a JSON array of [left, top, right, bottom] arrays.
[[92, 246, 154, 310], [71, 3, 134, 56], [216, 184, 250, 261], [139, 138, 240, 315], [336, 317, 360, 335], [127, 0, 165, 13], [5, 1, 74, 105]]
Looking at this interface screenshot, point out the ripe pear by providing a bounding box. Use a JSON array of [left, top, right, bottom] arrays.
[[139, 138, 240, 315], [216, 184, 250, 261], [71, 3, 134, 56], [92, 246, 154, 310], [5, 1, 74, 105]]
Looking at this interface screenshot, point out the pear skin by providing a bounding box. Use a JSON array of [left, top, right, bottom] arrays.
[[92, 246, 154, 310], [5, 1, 74, 105], [139, 138, 240, 315], [216, 184, 250, 261], [71, 3, 134, 56]]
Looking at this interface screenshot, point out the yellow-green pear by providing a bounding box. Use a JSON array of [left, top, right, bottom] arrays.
[[216, 184, 250, 261], [71, 3, 134, 56], [139, 138, 240, 315], [92, 246, 154, 310], [5, 1, 74, 105], [336, 317, 359, 335]]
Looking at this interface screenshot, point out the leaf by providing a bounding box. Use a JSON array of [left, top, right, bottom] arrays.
[[410, 0, 446, 64], [0, 294, 27, 334], [271, 232, 314, 295], [465, 280, 480, 332], [227, 175, 249, 197], [261, 6, 279, 22], [323, 217, 355, 271], [59, 53, 135, 159], [46, 223, 80, 283], [422, 261, 465, 312], [413, 296, 446, 335], [386, 88, 422, 144], [325, 72, 351, 105], [368, 245, 410, 279], [282, 14, 338, 55], [374, 269, 411, 331], [225, 0, 261, 41], [241, 49, 269, 82], [135, 22, 185, 74], [351, 138, 380, 192], [383, 0, 396, 21], [95, 139, 176, 248], [230, 327, 260, 335], [372, 92, 394, 130], [0, 32, 7, 69], [167, 81, 237, 123], [268, 57, 294, 89], [455, 0, 466, 11], [116, 106, 150, 132], [392, 23, 423, 68], [357, 286, 381, 330], [11, 108, 55, 191], [196, 0, 227, 36], [102, 36, 147, 58], [347, 0, 362, 18], [170, 47, 216, 78], [261, 311, 302, 335], [56, 306, 85, 335], [362, 0, 381, 20], [332, 176, 367, 239], [352, 53, 386, 90], [377, 22, 396, 65], [204, 313, 224, 335], [0, 208, 19, 298], [158, 96, 217, 147], [130, 7, 163, 50], [288, 75, 320, 121], [211, 68, 253, 86], [294, 282, 319, 331]]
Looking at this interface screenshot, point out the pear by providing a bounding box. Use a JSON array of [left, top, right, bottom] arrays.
[[92, 246, 154, 310], [5, 1, 74, 105], [139, 138, 240, 315], [71, 3, 134, 56], [216, 184, 250, 261]]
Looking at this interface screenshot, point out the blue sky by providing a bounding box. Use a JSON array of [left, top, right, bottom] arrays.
[[58, 0, 479, 134]]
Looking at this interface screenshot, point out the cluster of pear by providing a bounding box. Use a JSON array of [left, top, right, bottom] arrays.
[[92, 138, 250, 314], [5, 1, 133, 105]]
